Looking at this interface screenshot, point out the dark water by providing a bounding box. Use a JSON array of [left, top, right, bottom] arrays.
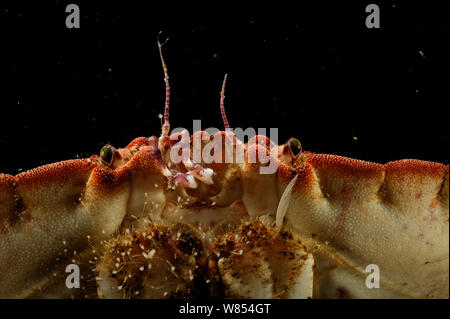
[[0, 1, 448, 175]]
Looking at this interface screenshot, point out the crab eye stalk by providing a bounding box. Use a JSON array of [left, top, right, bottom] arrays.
[[288, 137, 302, 158], [100, 145, 115, 166]]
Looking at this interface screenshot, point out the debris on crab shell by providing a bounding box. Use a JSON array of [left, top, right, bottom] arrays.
[[211, 219, 314, 299], [95, 218, 313, 299], [0, 42, 448, 299], [96, 222, 200, 298]]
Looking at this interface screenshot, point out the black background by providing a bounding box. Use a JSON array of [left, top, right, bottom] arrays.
[[0, 1, 448, 175]]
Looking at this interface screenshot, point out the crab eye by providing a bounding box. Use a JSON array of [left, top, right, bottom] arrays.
[[288, 138, 302, 158], [100, 145, 115, 166]]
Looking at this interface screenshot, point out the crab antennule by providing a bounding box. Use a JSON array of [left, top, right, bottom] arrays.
[[158, 38, 170, 136], [149, 135, 200, 189], [190, 164, 214, 185], [172, 171, 198, 189], [220, 74, 230, 131], [154, 41, 215, 188], [220, 73, 246, 156]]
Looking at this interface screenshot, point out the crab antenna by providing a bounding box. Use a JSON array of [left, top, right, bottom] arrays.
[[157, 37, 170, 132], [220, 73, 230, 131]]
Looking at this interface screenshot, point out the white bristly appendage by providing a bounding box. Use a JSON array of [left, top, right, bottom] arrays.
[[276, 174, 299, 228]]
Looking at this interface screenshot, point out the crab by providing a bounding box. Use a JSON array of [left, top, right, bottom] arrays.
[[0, 41, 448, 299]]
